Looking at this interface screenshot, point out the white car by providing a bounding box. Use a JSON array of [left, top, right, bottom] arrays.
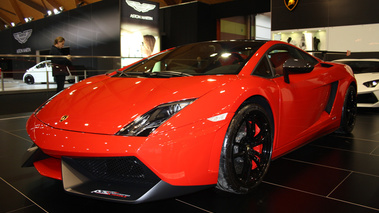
[[23, 60, 75, 84], [333, 59, 379, 108]]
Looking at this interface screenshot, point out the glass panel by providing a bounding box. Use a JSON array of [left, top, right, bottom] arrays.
[[0, 55, 122, 92]]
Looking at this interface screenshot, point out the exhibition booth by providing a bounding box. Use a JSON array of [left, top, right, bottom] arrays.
[[1, 0, 379, 212], [0, 0, 271, 93], [0, 0, 159, 82], [271, 0, 379, 60], [1, 0, 379, 100]]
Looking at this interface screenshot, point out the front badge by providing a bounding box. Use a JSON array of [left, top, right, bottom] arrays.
[[60, 115, 69, 122]]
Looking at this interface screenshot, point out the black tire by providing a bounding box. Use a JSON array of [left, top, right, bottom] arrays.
[[336, 85, 357, 134], [217, 103, 273, 194], [24, 75, 35, 84]]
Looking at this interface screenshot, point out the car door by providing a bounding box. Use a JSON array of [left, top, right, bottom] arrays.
[[46, 61, 54, 82], [268, 44, 334, 149], [33, 61, 49, 83]]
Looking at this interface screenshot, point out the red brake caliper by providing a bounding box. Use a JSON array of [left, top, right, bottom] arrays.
[[251, 123, 262, 170]]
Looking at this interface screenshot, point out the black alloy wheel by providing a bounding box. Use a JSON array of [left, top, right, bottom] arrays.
[[24, 75, 35, 84], [337, 85, 357, 134], [217, 103, 273, 194]]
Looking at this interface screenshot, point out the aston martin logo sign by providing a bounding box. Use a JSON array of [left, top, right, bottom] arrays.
[[126, 0, 156, 13], [284, 0, 298, 11], [13, 29, 32, 44]]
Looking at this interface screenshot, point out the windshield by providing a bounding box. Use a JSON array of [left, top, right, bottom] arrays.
[[337, 61, 379, 74], [115, 41, 265, 77]]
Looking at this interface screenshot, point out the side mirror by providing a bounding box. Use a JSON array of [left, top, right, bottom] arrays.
[[283, 58, 314, 83]]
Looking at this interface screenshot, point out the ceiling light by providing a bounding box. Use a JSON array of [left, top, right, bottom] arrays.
[[53, 6, 64, 15], [24, 17, 34, 23], [77, 1, 85, 7]]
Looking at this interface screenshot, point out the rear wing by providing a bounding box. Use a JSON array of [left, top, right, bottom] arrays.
[[307, 50, 351, 61]]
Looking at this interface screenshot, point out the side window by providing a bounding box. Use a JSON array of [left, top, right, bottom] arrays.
[[267, 45, 318, 76], [36, 63, 46, 69], [345, 61, 379, 73], [295, 49, 319, 66], [253, 56, 273, 78], [268, 48, 293, 76]]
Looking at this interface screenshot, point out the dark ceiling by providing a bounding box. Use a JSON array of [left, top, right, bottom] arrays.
[[0, 0, 233, 31]]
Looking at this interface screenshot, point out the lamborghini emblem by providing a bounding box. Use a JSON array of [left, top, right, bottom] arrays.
[[284, 0, 298, 11], [60, 115, 69, 122]]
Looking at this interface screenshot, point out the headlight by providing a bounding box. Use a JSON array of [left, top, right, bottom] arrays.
[[116, 99, 196, 137], [363, 80, 379, 88]]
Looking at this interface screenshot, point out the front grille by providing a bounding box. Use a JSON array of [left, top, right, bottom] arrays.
[[357, 93, 378, 104], [71, 157, 160, 186]]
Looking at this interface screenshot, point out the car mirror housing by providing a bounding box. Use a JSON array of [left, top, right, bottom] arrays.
[[283, 58, 314, 83]]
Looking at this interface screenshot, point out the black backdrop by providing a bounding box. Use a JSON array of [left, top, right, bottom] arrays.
[[272, 0, 379, 30], [160, 0, 271, 49], [0, 0, 271, 79], [0, 0, 120, 78]]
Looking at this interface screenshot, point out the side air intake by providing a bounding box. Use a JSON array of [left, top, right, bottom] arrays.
[[325, 81, 339, 114]]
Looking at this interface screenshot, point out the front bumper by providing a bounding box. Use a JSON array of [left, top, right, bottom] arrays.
[[23, 147, 210, 203], [61, 156, 211, 203], [357, 90, 379, 107], [24, 113, 230, 202]]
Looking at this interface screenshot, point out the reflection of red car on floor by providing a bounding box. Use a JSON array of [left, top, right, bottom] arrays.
[[24, 40, 357, 203]]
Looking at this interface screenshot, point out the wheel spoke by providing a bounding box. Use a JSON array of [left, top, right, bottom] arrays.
[[251, 150, 262, 161], [251, 122, 269, 147], [240, 154, 252, 183], [252, 150, 265, 173], [245, 116, 256, 140], [253, 127, 265, 145], [232, 144, 245, 158], [239, 149, 264, 183]]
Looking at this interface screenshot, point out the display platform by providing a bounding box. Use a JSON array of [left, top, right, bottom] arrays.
[[1, 108, 378, 212]]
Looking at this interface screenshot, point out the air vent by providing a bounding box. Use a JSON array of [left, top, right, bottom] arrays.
[[321, 63, 333, 68]]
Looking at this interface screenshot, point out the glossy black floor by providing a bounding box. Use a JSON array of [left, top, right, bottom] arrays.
[[1, 108, 379, 213]]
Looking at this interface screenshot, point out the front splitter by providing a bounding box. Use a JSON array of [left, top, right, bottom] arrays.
[[61, 156, 212, 203]]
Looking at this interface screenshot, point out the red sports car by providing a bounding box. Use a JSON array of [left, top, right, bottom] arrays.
[[23, 40, 357, 203]]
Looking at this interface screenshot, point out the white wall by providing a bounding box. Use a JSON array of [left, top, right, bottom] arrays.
[[255, 13, 271, 40], [272, 23, 379, 52], [328, 23, 379, 52]]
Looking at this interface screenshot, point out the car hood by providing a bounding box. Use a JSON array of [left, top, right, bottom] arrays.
[[354, 73, 379, 82], [35, 75, 237, 134]]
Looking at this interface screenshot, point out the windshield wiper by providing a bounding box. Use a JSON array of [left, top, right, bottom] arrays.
[[117, 71, 152, 77], [153, 71, 192, 77], [116, 71, 192, 78]]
